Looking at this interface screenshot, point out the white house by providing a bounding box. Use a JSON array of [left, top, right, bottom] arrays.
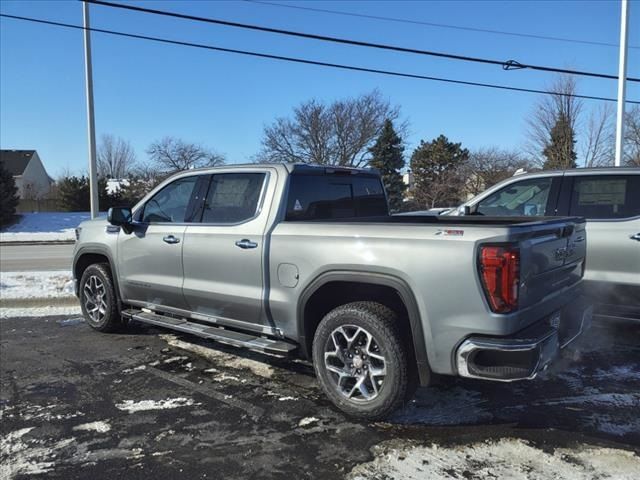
[[0, 149, 53, 199]]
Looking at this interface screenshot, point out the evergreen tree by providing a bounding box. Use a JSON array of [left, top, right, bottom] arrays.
[[543, 113, 577, 169], [368, 119, 406, 211], [0, 161, 20, 226], [410, 135, 469, 208], [57, 176, 90, 211]]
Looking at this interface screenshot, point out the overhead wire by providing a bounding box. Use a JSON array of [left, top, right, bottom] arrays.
[[84, 0, 640, 83], [243, 0, 640, 50], [1, 13, 638, 105]]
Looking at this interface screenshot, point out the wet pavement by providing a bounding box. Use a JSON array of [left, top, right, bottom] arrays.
[[1, 314, 639, 479]]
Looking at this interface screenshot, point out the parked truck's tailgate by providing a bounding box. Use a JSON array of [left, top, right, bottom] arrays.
[[513, 218, 587, 310]]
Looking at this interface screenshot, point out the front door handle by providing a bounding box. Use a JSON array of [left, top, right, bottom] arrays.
[[631, 233, 640, 241], [235, 239, 258, 249], [163, 235, 180, 244]]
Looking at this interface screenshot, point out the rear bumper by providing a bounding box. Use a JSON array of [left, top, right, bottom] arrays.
[[456, 296, 592, 382]]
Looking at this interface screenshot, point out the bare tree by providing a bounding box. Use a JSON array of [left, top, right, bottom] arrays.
[[97, 134, 137, 178], [463, 147, 531, 196], [259, 90, 401, 167], [147, 137, 225, 173], [583, 104, 615, 168], [624, 105, 640, 166], [526, 75, 582, 168]]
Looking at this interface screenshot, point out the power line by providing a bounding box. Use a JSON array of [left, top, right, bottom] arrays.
[[85, 0, 640, 83], [1, 13, 638, 105], [244, 0, 640, 51]]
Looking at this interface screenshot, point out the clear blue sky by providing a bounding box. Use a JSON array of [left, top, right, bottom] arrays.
[[1, 0, 638, 178]]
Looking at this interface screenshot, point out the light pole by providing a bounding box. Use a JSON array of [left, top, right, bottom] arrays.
[[83, 1, 99, 218], [614, 0, 629, 167]]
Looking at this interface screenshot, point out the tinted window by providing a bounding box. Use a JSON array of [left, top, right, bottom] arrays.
[[201, 173, 265, 223], [475, 177, 553, 216], [568, 175, 640, 219], [286, 174, 387, 221], [142, 176, 198, 223]]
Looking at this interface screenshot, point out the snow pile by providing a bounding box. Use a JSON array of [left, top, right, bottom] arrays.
[[0, 212, 91, 242], [0, 271, 74, 299], [349, 438, 640, 480]]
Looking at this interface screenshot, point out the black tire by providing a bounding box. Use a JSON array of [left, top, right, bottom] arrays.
[[312, 301, 413, 420], [79, 263, 121, 333]]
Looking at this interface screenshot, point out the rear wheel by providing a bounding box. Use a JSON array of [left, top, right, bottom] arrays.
[[312, 301, 411, 420], [79, 263, 121, 333]]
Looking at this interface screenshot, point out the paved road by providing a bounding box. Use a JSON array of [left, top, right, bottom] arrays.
[[0, 243, 74, 271], [1, 315, 638, 479]]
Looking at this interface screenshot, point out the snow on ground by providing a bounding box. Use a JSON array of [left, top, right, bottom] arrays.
[[0, 271, 74, 300], [115, 398, 200, 413], [348, 438, 640, 480], [0, 212, 91, 242], [0, 306, 81, 318], [72, 421, 111, 433], [160, 334, 275, 378]]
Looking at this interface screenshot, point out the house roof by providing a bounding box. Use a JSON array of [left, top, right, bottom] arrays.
[[0, 150, 36, 176]]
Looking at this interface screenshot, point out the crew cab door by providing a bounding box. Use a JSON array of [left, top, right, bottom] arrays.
[[557, 173, 640, 308], [117, 174, 204, 310], [181, 169, 274, 327]]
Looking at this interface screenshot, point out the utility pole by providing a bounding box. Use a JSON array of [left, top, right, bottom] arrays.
[[614, 0, 629, 167], [83, 1, 99, 218]]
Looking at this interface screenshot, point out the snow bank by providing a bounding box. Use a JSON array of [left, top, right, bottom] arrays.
[[0, 271, 74, 300], [349, 438, 640, 480], [0, 212, 91, 242]]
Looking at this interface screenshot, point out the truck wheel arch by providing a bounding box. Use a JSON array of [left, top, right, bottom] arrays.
[[73, 247, 122, 307], [297, 271, 431, 386]]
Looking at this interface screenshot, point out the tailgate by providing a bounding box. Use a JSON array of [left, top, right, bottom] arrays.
[[516, 218, 586, 309]]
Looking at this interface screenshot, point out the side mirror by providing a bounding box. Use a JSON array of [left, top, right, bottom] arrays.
[[107, 207, 132, 232], [463, 205, 471, 215]]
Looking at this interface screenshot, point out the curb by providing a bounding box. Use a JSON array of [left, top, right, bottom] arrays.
[[0, 297, 79, 308], [0, 240, 75, 246]]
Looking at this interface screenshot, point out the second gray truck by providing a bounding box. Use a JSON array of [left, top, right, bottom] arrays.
[[73, 163, 592, 419]]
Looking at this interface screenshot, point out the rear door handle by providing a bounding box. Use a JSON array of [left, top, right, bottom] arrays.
[[235, 239, 258, 249], [631, 233, 640, 241], [163, 235, 180, 244]]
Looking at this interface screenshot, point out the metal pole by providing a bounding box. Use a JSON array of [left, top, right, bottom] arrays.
[[83, 1, 99, 218], [614, 0, 629, 167]]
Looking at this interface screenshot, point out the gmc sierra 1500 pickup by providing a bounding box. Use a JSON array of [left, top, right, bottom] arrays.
[[73, 163, 592, 419]]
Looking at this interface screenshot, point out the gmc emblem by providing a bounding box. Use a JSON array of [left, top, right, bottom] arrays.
[[554, 244, 576, 261]]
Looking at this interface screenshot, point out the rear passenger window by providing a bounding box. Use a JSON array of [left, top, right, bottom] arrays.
[[285, 174, 388, 221], [568, 175, 640, 219], [201, 173, 265, 223]]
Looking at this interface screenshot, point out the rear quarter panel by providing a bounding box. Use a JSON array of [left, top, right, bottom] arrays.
[[268, 221, 570, 375]]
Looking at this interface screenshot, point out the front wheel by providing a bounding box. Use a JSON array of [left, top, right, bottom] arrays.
[[312, 302, 411, 420], [79, 263, 121, 333]]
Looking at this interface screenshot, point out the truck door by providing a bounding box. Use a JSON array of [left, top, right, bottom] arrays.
[[117, 174, 205, 310], [182, 169, 274, 327], [557, 173, 640, 310]]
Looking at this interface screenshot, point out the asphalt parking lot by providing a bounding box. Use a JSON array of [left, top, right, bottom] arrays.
[[1, 314, 639, 479]]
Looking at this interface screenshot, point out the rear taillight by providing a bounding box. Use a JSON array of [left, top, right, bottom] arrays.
[[479, 245, 520, 313]]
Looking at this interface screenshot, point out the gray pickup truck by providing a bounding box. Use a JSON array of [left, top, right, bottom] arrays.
[[73, 163, 591, 419]]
